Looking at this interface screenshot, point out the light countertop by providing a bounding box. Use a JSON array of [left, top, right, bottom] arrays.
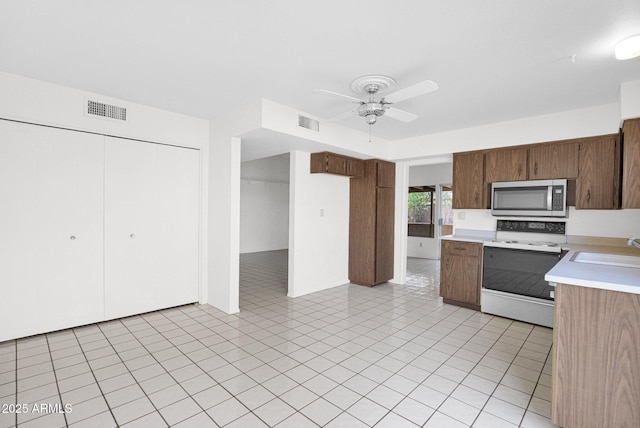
[[440, 234, 486, 244], [440, 229, 494, 244], [546, 248, 640, 295]]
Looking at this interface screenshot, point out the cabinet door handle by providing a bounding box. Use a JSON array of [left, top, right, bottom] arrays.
[[474, 192, 479, 203], [586, 190, 591, 203], [534, 162, 538, 176], [454, 247, 466, 251], [517, 166, 522, 177]]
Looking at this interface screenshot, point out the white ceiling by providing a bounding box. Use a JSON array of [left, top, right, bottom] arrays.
[[1, 1, 639, 142]]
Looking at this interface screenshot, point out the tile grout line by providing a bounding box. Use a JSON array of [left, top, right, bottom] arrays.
[[69, 326, 126, 426], [469, 322, 550, 428], [169, 303, 322, 427], [13, 340, 17, 428], [120, 310, 258, 427], [43, 334, 70, 427]]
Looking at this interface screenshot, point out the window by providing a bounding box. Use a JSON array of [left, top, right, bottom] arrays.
[[441, 185, 453, 236], [408, 185, 435, 237]]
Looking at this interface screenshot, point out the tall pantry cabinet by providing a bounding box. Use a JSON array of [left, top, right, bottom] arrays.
[[0, 120, 200, 342], [349, 159, 395, 286]]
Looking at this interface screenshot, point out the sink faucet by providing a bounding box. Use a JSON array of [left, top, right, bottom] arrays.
[[628, 237, 640, 250]]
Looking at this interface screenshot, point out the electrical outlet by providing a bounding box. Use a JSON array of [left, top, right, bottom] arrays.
[[320, 209, 324, 217], [457, 211, 466, 220], [419, 242, 423, 247]]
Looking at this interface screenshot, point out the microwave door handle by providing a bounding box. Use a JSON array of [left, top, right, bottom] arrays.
[[547, 185, 553, 210]]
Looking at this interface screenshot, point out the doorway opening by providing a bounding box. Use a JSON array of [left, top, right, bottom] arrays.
[[405, 162, 453, 292], [238, 153, 290, 309], [406, 183, 453, 260]]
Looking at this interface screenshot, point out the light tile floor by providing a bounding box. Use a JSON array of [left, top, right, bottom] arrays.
[[0, 251, 559, 427]]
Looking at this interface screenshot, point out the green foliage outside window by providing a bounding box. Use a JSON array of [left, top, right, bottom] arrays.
[[408, 191, 432, 224]]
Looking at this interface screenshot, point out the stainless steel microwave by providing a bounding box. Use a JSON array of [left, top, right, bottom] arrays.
[[491, 179, 567, 217]]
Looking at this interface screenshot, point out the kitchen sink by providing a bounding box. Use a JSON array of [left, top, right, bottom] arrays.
[[571, 252, 640, 269]]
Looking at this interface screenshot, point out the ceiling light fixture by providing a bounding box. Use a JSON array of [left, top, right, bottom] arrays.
[[615, 34, 640, 60]]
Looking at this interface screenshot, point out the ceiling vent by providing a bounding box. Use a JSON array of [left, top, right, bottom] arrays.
[[298, 115, 319, 132], [87, 100, 127, 121]]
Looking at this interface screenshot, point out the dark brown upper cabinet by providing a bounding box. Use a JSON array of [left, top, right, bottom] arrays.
[[310, 151, 364, 178], [528, 142, 579, 180], [452, 151, 485, 209], [622, 118, 640, 208], [576, 134, 621, 209], [484, 147, 528, 182]]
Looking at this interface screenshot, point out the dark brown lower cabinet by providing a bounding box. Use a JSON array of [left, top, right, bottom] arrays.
[[552, 283, 640, 428], [349, 159, 395, 286], [439, 240, 482, 310]]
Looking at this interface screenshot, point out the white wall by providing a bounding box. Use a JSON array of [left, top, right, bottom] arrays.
[[208, 101, 263, 313], [407, 163, 454, 259], [240, 154, 290, 253], [408, 163, 453, 187], [451, 207, 640, 239], [564, 207, 640, 238], [0, 72, 208, 149], [390, 103, 620, 160], [261, 99, 389, 160], [288, 151, 349, 297], [621, 79, 640, 120]]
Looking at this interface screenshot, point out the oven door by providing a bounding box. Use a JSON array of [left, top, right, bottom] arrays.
[[482, 246, 560, 300]]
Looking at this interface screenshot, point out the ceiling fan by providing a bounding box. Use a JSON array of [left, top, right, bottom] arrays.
[[314, 75, 439, 125]]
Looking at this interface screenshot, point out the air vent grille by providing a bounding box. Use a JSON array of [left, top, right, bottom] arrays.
[[298, 115, 319, 132], [87, 100, 127, 121]]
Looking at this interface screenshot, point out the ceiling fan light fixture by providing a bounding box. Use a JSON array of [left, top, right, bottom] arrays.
[[615, 34, 640, 60], [314, 74, 438, 127], [358, 102, 386, 125]]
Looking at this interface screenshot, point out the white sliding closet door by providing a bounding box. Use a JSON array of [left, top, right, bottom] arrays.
[[0, 121, 104, 341], [36, 127, 104, 332], [154, 143, 200, 310], [0, 121, 40, 341], [104, 137, 199, 320]]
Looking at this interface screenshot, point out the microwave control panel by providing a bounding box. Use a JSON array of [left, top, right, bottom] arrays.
[[552, 185, 565, 210]]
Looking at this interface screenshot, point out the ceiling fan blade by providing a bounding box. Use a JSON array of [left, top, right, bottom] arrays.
[[313, 89, 364, 103], [384, 80, 439, 103], [385, 107, 418, 122], [327, 110, 356, 121]]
